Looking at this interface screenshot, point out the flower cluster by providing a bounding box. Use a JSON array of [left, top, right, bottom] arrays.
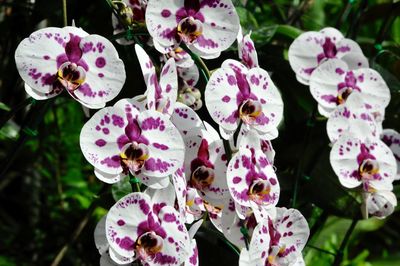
[[289, 27, 398, 219], [14, 1, 315, 265]]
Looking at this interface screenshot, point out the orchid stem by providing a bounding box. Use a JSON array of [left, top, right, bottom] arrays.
[[180, 43, 210, 82], [332, 218, 358, 266], [62, 0, 68, 27], [129, 174, 141, 192]]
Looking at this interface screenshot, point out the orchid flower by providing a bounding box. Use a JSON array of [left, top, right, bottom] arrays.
[[239, 207, 309, 266], [146, 0, 240, 58], [15, 26, 125, 109], [381, 129, 400, 180], [237, 28, 258, 69], [227, 130, 280, 212], [288, 27, 368, 85], [205, 59, 283, 137], [184, 129, 229, 206], [309, 58, 390, 117], [330, 134, 397, 192], [80, 99, 184, 188], [326, 92, 379, 143], [105, 192, 191, 265]]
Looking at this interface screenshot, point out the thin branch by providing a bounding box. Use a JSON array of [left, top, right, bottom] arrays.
[[332, 218, 358, 266]]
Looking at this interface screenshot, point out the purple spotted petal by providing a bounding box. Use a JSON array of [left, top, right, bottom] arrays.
[[157, 206, 191, 266], [80, 107, 128, 176], [245, 67, 283, 133], [138, 110, 184, 178], [238, 30, 258, 69], [271, 207, 309, 265], [239, 222, 270, 266], [15, 27, 70, 94], [330, 134, 396, 190], [135, 44, 156, 89], [171, 102, 204, 134], [184, 240, 199, 266], [366, 191, 397, 219], [327, 92, 378, 143], [189, 0, 240, 57], [106, 192, 153, 258], [73, 34, 126, 107], [205, 62, 243, 132]]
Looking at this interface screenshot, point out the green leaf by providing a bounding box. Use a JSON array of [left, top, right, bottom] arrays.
[[111, 175, 132, 202], [0, 102, 11, 111]]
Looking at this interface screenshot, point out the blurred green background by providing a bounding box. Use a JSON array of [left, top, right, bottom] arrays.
[[0, 0, 399, 265]]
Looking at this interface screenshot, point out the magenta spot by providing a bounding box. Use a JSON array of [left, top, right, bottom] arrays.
[[112, 115, 125, 128], [161, 9, 171, 18], [43, 55, 50, 60], [95, 139, 107, 147], [95, 57, 106, 68], [222, 95, 230, 103], [233, 177, 241, 184], [164, 213, 176, 222], [118, 236, 135, 251], [98, 73, 104, 78], [100, 156, 120, 168], [153, 143, 168, 150], [117, 219, 125, 226], [227, 75, 236, 86]]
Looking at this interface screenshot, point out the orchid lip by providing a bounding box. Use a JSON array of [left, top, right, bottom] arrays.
[[190, 165, 215, 190], [135, 231, 164, 261], [248, 179, 271, 204], [177, 16, 203, 44], [57, 62, 86, 91], [337, 87, 353, 105], [239, 99, 262, 124], [120, 142, 150, 173], [359, 159, 379, 180]]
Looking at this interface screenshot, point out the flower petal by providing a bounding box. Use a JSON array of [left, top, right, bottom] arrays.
[[15, 27, 68, 93], [139, 110, 185, 178], [74, 35, 126, 106], [191, 0, 240, 56], [106, 192, 153, 258], [80, 107, 128, 175], [205, 65, 241, 132]]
